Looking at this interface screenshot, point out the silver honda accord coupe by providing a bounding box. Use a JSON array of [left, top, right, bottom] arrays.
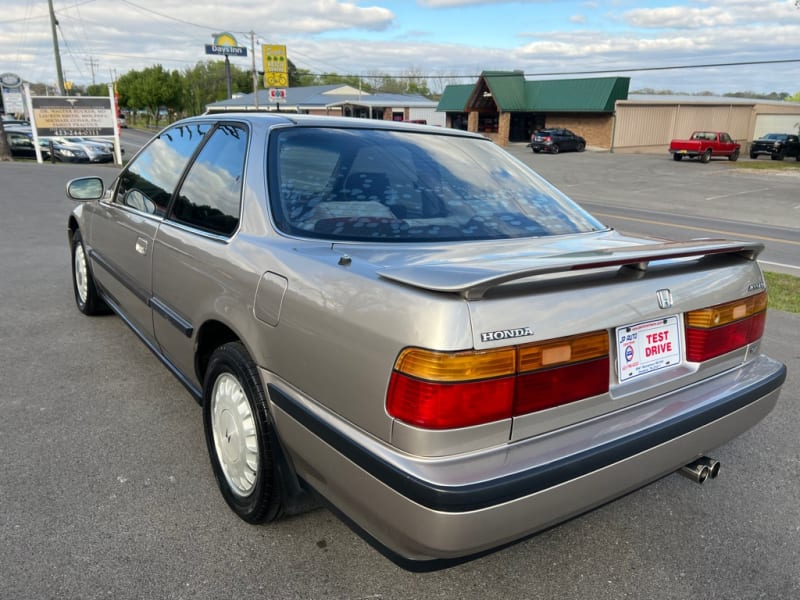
[[66, 114, 786, 570]]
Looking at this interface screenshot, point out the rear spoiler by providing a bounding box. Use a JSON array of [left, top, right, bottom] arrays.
[[377, 239, 763, 300]]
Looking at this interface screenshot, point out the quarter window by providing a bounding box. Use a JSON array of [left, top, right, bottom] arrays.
[[116, 122, 210, 215], [170, 124, 247, 236]]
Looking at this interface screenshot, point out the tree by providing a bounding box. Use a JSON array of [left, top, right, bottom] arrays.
[[288, 59, 315, 87], [0, 121, 12, 161], [314, 72, 370, 90], [117, 65, 183, 126], [343, 68, 432, 96], [182, 61, 252, 116], [85, 83, 111, 97]]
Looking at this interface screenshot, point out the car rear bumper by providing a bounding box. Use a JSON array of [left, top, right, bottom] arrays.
[[264, 354, 785, 569]]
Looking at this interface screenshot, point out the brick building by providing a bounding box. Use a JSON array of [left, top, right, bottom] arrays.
[[437, 72, 630, 148]]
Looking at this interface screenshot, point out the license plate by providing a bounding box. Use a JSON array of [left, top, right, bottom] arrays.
[[616, 316, 682, 382]]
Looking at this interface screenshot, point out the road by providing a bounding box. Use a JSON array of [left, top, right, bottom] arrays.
[[1, 148, 796, 600], [506, 145, 800, 277]]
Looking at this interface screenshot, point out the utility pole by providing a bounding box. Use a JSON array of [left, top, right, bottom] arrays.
[[250, 31, 259, 110], [48, 0, 65, 95], [85, 56, 99, 86]]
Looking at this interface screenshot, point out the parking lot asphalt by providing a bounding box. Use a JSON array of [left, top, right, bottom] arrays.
[[1, 159, 798, 600], [506, 144, 800, 230]]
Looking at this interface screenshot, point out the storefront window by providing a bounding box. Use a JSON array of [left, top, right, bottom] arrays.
[[479, 114, 498, 133]]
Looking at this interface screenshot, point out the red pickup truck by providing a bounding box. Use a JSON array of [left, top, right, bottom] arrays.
[[668, 131, 741, 163]]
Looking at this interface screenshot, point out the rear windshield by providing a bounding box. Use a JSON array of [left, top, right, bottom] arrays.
[[268, 127, 604, 242]]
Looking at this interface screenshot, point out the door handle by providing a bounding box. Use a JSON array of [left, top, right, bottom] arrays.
[[135, 237, 148, 255]]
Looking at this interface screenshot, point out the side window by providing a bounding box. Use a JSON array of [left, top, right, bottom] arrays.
[[116, 122, 209, 215], [9, 133, 29, 148], [170, 124, 247, 236]]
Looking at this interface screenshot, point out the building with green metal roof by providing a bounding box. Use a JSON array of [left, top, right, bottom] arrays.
[[438, 71, 630, 147]]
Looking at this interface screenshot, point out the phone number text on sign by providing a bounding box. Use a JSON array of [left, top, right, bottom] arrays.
[[616, 316, 682, 382]]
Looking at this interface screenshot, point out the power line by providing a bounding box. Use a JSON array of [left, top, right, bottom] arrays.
[[518, 58, 800, 78], [118, 0, 223, 31], [291, 57, 800, 80]]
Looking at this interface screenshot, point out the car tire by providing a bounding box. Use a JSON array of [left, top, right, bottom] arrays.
[[71, 230, 109, 315], [728, 150, 739, 162], [550, 144, 560, 154], [749, 152, 757, 159], [673, 154, 683, 161], [771, 151, 784, 161], [532, 147, 540, 153], [576, 142, 586, 152], [203, 341, 283, 524], [700, 149, 712, 163]]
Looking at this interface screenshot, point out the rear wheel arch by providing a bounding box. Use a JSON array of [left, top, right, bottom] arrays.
[[195, 320, 242, 388]]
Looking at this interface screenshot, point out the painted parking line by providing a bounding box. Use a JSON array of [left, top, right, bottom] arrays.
[[704, 187, 772, 201], [591, 211, 800, 247]]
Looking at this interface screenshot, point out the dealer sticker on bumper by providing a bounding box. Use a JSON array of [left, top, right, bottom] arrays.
[[616, 316, 682, 382]]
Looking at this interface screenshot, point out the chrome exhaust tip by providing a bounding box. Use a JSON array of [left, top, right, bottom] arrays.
[[679, 459, 710, 484], [697, 456, 721, 479]]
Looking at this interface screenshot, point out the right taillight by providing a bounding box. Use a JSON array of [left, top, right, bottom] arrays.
[[685, 291, 767, 362]]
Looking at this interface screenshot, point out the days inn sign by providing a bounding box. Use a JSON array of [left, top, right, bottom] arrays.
[[205, 32, 247, 57]]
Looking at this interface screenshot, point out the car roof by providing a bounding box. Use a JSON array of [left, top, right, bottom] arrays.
[[191, 112, 486, 140]]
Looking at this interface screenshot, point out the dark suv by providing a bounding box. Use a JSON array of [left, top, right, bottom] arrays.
[[529, 128, 586, 154], [749, 133, 800, 161]]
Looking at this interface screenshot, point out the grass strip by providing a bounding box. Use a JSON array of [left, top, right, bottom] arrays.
[[733, 161, 800, 171], [765, 271, 800, 313]]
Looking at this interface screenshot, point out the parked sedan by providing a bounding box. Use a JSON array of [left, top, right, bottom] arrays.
[[38, 138, 89, 163], [66, 114, 785, 570], [51, 136, 114, 163], [749, 133, 800, 161], [528, 128, 586, 153], [4, 130, 49, 159]]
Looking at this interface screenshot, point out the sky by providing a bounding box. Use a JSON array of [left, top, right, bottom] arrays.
[[1, 0, 800, 96]]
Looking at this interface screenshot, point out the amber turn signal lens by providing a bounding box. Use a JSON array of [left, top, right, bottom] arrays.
[[518, 331, 608, 373], [393, 347, 516, 382], [685, 291, 767, 329]]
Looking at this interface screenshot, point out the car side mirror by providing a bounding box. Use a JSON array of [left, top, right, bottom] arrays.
[[66, 177, 104, 201]]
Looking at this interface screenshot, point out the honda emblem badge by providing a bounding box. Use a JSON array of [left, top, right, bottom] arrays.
[[656, 289, 673, 310]]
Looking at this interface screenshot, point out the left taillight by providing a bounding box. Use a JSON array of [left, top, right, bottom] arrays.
[[685, 291, 767, 362], [386, 332, 609, 430]]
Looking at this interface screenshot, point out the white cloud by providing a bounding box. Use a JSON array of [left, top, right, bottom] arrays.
[[625, 0, 800, 29], [417, 0, 552, 6], [1, 0, 798, 95], [625, 7, 734, 29]]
